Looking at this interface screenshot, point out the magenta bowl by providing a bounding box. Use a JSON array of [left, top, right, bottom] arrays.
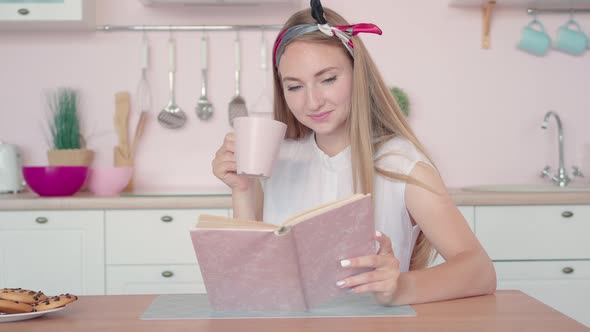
[[23, 166, 89, 197]]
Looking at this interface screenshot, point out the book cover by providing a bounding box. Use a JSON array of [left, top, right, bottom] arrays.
[[190, 194, 375, 311]]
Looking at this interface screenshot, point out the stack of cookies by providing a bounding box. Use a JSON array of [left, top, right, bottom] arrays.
[[0, 288, 78, 314]]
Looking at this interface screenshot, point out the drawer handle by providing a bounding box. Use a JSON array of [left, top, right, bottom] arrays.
[[17, 8, 30, 16], [161, 216, 173, 222], [161, 271, 174, 278], [562, 267, 574, 274], [35, 217, 48, 224], [561, 211, 574, 218]]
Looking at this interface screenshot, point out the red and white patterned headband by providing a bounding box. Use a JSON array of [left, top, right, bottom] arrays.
[[273, 22, 382, 68]]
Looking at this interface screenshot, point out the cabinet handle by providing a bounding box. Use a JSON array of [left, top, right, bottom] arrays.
[[161, 271, 174, 278], [35, 217, 48, 224], [561, 211, 574, 218], [562, 267, 574, 274], [161, 216, 173, 222], [17, 8, 30, 16]]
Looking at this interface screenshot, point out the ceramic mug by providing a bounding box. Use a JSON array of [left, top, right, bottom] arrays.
[[517, 19, 551, 56], [554, 19, 588, 55], [233, 116, 287, 178]]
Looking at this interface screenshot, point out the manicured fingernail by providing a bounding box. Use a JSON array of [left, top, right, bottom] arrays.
[[340, 259, 351, 267], [336, 280, 346, 287], [375, 231, 382, 237]]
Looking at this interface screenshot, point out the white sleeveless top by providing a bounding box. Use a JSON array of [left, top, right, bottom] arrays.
[[261, 134, 432, 272]]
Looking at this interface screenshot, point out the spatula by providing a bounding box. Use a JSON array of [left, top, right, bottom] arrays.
[[228, 33, 248, 127], [114, 92, 131, 159], [196, 34, 214, 120]]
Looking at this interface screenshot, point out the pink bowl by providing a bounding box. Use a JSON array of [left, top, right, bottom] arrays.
[[87, 167, 133, 196], [23, 166, 88, 197]]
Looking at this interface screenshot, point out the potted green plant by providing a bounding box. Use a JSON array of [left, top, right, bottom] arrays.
[[390, 86, 410, 117], [46, 88, 94, 166]]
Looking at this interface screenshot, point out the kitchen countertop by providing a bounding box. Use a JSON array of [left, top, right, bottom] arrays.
[[0, 188, 589, 211], [447, 188, 590, 206], [2, 291, 587, 332]]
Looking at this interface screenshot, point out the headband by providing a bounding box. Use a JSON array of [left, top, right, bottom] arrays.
[[273, 0, 382, 68]]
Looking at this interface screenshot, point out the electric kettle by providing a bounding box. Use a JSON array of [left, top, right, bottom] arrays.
[[0, 141, 24, 194]]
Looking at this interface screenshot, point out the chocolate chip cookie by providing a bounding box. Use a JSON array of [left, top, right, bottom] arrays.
[[0, 288, 47, 304], [0, 299, 35, 314], [33, 294, 78, 312]]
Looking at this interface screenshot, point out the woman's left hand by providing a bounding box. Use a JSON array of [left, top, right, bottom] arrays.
[[337, 231, 400, 306]]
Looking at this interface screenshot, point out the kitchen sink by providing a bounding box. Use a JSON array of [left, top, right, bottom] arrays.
[[462, 184, 590, 193]]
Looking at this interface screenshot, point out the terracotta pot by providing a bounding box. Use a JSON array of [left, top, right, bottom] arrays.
[[47, 149, 94, 167]]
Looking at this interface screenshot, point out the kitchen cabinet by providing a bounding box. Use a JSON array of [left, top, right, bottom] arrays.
[[106, 265, 206, 295], [0, 0, 95, 31], [139, 0, 299, 6], [476, 205, 590, 327], [0, 210, 105, 296], [105, 208, 229, 295], [476, 206, 590, 260], [1, 198, 588, 326], [495, 261, 590, 327]]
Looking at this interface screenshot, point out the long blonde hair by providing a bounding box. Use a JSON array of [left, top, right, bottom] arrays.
[[273, 8, 435, 270]]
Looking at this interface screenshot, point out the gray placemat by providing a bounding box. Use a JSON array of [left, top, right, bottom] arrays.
[[140, 293, 416, 320]]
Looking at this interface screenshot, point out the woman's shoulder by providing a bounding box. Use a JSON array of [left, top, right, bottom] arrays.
[[374, 135, 432, 175]]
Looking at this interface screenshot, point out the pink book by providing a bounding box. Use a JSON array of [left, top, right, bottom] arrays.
[[190, 194, 375, 311]]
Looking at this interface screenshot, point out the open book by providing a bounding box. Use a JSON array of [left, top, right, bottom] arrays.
[[190, 194, 376, 312]]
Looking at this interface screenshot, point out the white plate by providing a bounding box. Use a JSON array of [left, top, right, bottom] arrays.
[[0, 307, 64, 323]]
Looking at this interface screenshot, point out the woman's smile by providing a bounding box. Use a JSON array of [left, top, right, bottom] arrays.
[[309, 111, 332, 121]]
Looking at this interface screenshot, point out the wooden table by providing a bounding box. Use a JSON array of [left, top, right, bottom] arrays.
[[3, 291, 587, 332]]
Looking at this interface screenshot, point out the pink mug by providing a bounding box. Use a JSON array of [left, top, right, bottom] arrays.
[[233, 116, 287, 178]]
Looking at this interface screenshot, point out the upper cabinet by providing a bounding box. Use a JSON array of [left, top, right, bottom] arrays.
[[449, 0, 590, 8], [139, 0, 299, 6], [0, 0, 95, 31]]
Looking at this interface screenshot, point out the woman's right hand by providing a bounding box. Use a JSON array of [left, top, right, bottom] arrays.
[[212, 133, 250, 191]]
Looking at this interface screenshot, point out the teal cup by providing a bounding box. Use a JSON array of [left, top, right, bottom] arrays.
[[517, 19, 551, 56], [554, 20, 588, 55]]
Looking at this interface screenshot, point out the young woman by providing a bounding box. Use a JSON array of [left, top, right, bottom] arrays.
[[212, 0, 496, 306]]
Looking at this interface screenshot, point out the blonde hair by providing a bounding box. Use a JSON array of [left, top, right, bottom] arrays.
[[273, 8, 435, 270]]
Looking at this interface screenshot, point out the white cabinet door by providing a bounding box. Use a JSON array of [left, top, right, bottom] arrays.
[[495, 261, 590, 327], [0, 0, 95, 30], [107, 264, 205, 295], [475, 205, 590, 260], [0, 210, 105, 295], [106, 209, 229, 265], [429, 206, 475, 267]]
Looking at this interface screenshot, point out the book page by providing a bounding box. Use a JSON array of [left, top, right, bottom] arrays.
[[283, 194, 367, 227], [197, 214, 278, 231]]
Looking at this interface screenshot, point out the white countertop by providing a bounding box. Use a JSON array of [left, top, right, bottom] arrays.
[[0, 188, 589, 210]]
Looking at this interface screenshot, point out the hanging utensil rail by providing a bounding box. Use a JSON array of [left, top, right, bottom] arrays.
[[97, 24, 283, 32], [527, 8, 590, 15]]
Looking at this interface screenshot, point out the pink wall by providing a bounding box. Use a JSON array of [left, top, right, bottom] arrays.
[[1, 0, 589, 191]]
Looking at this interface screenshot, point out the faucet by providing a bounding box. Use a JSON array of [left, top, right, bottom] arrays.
[[540, 111, 583, 187]]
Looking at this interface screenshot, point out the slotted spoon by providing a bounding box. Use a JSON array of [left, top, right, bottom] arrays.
[[158, 34, 187, 129]]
